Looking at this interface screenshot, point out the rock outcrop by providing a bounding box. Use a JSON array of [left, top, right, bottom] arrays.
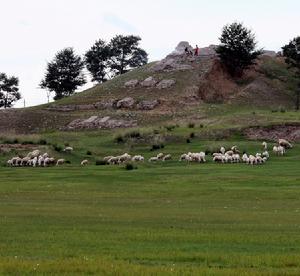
[[116, 97, 135, 109], [64, 116, 137, 130], [124, 79, 139, 88], [156, 79, 176, 89], [141, 77, 157, 87], [137, 100, 160, 110]]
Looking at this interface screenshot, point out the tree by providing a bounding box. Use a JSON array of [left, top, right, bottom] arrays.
[[282, 37, 300, 110], [40, 48, 86, 100], [216, 22, 262, 77], [108, 35, 148, 76], [85, 39, 111, 83], [0, 73, 21, 108]]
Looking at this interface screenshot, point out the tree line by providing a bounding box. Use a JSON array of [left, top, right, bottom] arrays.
[[0, 26, 299, 109]]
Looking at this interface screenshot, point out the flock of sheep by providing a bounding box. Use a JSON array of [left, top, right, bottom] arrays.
[[5, 139, 293, 168], [102, 139, 293, 166], [6, 147, 77, 167]]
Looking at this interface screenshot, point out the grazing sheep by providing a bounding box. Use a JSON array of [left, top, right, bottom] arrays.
[[273, 146, 285, 156], [118, 153, 132, 163], [242, 153, 249, 163], [149, 157, 158, 162], [56, 159, 65, 166], [63, 147, 74, 153], [157, 153, 164, 160], [81, 160, 89, 166], [262, 142, 268, 151], [262, 151, 269, 159], [162, 154, 172, 161], [248, 155, 256, 165], [103, 156, 114, 162], [179, 154, 188, 161], [132, 155, 144, 162], [107, 157, 119, 165], [213, 155, 225, 163], [220, 147, 226, 154], [278, 139, 293, 149]]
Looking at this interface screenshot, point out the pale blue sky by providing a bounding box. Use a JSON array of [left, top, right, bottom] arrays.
[[0, 0, 299, 107]]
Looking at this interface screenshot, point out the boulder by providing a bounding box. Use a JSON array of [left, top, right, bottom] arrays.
[[156, 79, 176, 89], [124, 79, 139, 88], [95, 99, 117, 109], [116, 97, 135, 109], [137, 100, 160, 110], [64, 116, 137, 130], [141, 77, 157, 87], [170, 41, 193, 56]]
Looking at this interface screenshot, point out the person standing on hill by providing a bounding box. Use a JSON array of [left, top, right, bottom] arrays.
[[194, 45, 199, 56]]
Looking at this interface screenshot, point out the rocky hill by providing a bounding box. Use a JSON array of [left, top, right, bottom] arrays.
[[0, 42, 298, 134]]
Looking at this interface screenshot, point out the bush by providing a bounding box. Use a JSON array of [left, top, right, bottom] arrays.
[[38, 139, 47, 145], [125, 163, 137, 171], [115, 135, 125, 144], [65, 160, 71, 164], [53, 144, 63, 152], [22, 140, 35, 145], [190, 132, 195, 138], [280, 107, 286, 113], [96, 160, 107, 166], [150, 144, 165, 151], [188, 123, 195, 128], [200, 124, 204, 128], [164, 125, 176, 132], [186, 138, 191, 143], [86, 150, 92, 156], [271, 109, 278, 113], [64, 142, 70, 147]]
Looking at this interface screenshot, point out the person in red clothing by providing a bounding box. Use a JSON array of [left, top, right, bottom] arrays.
[[194, 45, 199, 56]]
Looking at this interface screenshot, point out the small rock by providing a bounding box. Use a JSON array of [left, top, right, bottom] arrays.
[[137, 100, 160, 110], [95, 99, 117, 109], [116, 97, 135, 109], [141, 77, 157, 88], [156, 79, 176, 89], [124, 79, 139, 88]]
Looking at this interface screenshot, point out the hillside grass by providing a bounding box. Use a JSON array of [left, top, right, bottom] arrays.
[[0, 128, 300, 274]]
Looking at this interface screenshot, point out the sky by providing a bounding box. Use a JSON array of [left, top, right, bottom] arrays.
[[0, 0, 299, 108]]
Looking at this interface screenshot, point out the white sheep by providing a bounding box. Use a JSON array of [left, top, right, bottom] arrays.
[[262, 141, 268, 151], [162, 154, 172, 161], [81, 160, 89, 166], [262, 151, 269, 159], [157, 153, 164, 160], [132, 155, 144, 162], [278, 139, 293, 149], [63, 147, 74, 153], [149, 157, 158, 162], [56, 159, 65, 166], [220, 147, 226, 154]]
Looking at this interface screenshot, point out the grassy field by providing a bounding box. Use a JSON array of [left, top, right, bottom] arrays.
[[0, 129, 300, 275]]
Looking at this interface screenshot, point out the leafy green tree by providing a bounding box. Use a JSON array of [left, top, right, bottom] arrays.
[[216, 22, 262, 77], [40, 48, 86, 100], [0, 73, 21, 108], [85, 35, 148, 81], [85, 39, 111, 83], [108, 35, 148, 76], [282, 37, 300, 110]]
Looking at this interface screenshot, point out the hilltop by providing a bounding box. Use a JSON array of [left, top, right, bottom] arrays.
[[0, 42, 299, 135]]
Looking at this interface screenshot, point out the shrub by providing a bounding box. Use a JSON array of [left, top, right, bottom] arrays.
[[186, 138, 191, 143], [150, 144, 165, 151], [114, 135, 125, 143], [64, 142, 70, 147], [125, 163, 137, 170], [271, 109, 278, 113], [188, 122, 195, 128], [86, 150, 92, 156], [96, 160, 107, 166], [38, 139, 47, 145], [280, 107, 286, 113], [200, 124, 204, 128], [22, 140, 35, 145], [65, 160, 71, 164], [164, 125, 176, 132], [190, 132, 195, 138], [53, 144, 63, 152]]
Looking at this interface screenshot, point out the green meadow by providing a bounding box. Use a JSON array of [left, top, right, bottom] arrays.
[[0, 129, 300, 275]]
